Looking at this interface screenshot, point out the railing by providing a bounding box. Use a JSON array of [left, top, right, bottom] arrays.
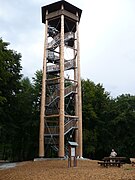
[[48, 33, 60, 50], [64, 84, 76, 97], [47, 32, 75, 50], [46, 93, 59, 106], [47, 51, 59, 62], [64, 59, 75, 70], [47, 64, 60, 73], [46, 78, 60, 85], [44, 119, 77, 136], [46, 84, 76, 106], [45, 137, 59, 144], [45, 126, 59, 135], [46, 108, 59, 115], [64, 119, 77, 134], [46, 59, 75, 73]]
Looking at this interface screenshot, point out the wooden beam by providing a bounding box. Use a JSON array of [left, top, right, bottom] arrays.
[[39, 11, 48, 158], [45, 114, 59, 118], [59, 5, 65, 158], [76, 12, 82, 158], [65, 115, 78, 119], [46, 9, 78, 22]]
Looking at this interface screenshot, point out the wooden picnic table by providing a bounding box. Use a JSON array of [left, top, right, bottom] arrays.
[[98, 157, 126, 168]]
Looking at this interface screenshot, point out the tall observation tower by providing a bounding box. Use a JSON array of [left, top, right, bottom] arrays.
[[39, 0, 82, 158]]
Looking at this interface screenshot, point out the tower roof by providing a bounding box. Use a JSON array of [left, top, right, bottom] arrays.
[[41, 0, 82, 24]]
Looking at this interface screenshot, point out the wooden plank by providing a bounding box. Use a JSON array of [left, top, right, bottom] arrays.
[[46, 9, 78, 21], [98, 161, 125, 168]]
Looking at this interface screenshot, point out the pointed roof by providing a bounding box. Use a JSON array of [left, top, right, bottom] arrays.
[[41, 0, 82, 23]]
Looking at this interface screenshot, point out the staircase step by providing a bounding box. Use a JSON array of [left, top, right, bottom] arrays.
[[44, 118, 77, 136]]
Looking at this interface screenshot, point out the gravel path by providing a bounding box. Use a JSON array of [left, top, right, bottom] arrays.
[[0, 159, 135, 180], [0, 163, 17, 170]]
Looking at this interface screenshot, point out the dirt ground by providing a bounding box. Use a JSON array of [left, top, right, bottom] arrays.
[[0, 159, 135, 180]]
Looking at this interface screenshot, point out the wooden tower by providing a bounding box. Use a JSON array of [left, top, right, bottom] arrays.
[[39, 0, 82, 158]]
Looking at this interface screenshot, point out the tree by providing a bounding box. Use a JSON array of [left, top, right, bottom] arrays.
[[1, 38, 135, 161], [32, 70, 42, 112], [109, 94, 135, 158], [31, 70, 43, 158], [11, 77, 36, 161], [0, 38, 22, 161], [82, 79, 111, 159]]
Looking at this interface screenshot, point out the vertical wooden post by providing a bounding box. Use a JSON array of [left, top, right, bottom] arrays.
[[76, 13, 82, 158], [59, 4, 65, 158], [39, 12, 48, 157], [74, 34, 79, 156]]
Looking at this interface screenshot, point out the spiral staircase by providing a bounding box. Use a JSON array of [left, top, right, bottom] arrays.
[[44, 26, 78, 156]]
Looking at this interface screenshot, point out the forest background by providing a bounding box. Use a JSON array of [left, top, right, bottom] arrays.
[[0, 38, 135, 162]]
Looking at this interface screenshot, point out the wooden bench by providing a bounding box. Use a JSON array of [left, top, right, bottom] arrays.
[[98, 161, 125, 168]]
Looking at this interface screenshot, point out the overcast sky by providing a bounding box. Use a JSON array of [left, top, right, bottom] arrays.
[[0, 0, 135, 98]]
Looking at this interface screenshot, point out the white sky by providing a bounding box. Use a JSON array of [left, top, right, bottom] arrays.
[[0, 0, 135, 98]]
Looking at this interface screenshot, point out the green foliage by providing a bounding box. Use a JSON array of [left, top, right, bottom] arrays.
[[0, 38, 23, 161], [108, 94, 135, 157], [1, 38, 135, 161], [0, 38, 22, 110], [82, 79, 112, 159], [0, 39, 40, 161], [32, 70, 42, 112], [82, 79, 135, 160]]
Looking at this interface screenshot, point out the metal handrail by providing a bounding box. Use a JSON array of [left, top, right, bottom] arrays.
[[48, 32, 75, 50], [47, 59, 75, 73], [44, 119, 77, 136], [46, 84, 76, 106], [45, 126, 59, 135], [64, 119, 77, 134]]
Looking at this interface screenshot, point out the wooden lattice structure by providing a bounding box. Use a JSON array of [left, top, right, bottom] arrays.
[[39, 0, 82, 158]]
